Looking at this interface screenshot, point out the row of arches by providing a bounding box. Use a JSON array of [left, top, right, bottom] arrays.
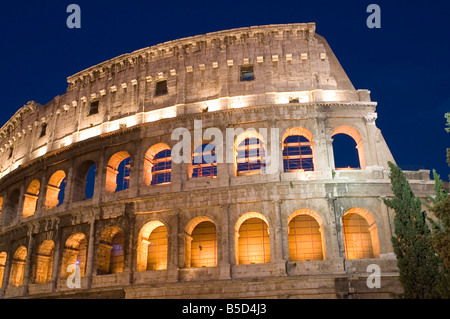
[[0, 125, 365, 220], [0, 207, 380, 289]]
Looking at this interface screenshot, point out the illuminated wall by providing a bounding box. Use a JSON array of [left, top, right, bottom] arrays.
[[190, 221, 217, 268], [33, 240, 55, 284], [137, 221, 168, 272], [97, 227, 124, 275], [237, 217, 271, 265], [45, 170, 66, 210], [146, 226, 168, 271], [0, 252, 6, 289], [22, 179, 40, 218], [60, 233, 87, 279], [288, 215, 324, 261], [9, 246, 27, 287], [343, 213, 374, 259]]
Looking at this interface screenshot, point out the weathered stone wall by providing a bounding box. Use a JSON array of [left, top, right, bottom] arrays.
[[0, 23, 436, 299]]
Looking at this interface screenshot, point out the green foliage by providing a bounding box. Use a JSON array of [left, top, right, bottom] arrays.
[[426, 170, 448, 222], [445, 112, 450, 133], [427, 170, 450, 298], [446, 113, 450, 181], [384, 162, 445, 298], [430, 196, 450, 269]]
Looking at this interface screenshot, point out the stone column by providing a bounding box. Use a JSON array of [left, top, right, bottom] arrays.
[[0, 236, 13, 296], [183, 234, 193, 268], [126, 206, 135, 284], [94, 146, 106, 205], [379, 196, 394, 255], [14, 182, 26, 223], [216, 124, 231, 187], [51, 220, 62, 292], [64, 159, 75, 207], [128, 139, 142, 197], [271, 199, 287, 276], [280, 201, 290, 262], [84, 220, 96, 288], [166, 211, 179, 282], [314, 115, 333, 172], [272, 199, 286, 262], [326, 192, 345, 259], [21, 228, 35, 295], [218, 204, 231, 279], [35, 171, 47, 214], [364, 113, 379, 167], [266, 119, 281, 177]]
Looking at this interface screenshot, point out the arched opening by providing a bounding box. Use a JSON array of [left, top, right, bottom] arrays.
[[235, 135, 266, 176], [105, 152, 131, 193], [23, 179, 40, 218], [45, 170, 66, 209], [185, 218, 217, 268], [3, 189, 20, 224], [235, 213, 270, 265], [287, 210, 324, 261], [9, 246, 27, 287], [332, 126, 366, 170], [343, 208, 380, 259], [190, 143, 217, 178], [0, 252, 7, 289], [144, 143, 172, 186], [33, 240, 54, 284], [137, 221, 168, 271], [72, 161, 96, 202], [97, 227, 124, 275], [61, 233, 87, 279], [85, 164, 96, 199], [282, 132, 315, 172]]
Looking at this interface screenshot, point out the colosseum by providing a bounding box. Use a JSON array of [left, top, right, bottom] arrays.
[[0, 22, 436, 299]]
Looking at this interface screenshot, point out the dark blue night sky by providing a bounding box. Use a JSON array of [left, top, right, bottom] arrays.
[[0, 0, 449, 180]]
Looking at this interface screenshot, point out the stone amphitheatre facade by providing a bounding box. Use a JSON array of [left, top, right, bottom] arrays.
[[0, 23, 435, 299]]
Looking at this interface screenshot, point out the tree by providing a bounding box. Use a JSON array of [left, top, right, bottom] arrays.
[[384, 161, 444, 298], [426, 170, 450, 298], [444, 112, 450, 181], [424, 114, 450, 298]]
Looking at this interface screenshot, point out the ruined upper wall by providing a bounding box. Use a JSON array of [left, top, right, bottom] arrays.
[[0, 23, 373, 180]]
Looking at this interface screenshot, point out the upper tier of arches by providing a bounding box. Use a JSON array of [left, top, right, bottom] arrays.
[[0, 124, 380, 225], [0, 23, 376, 182]]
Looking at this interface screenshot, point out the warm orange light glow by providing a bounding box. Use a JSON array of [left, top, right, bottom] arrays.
[[238, 218, 270, 265], [97, 227, 124, 275], [146, 226, 168, 271], [288, 215, 323, 261], [190, 221, 217, 268], [0, 252, 7, 289], [9, 246, 27, 287], [23, 179, 40, 218], [45, 170, 66, 210], [78, 125, 102, 141], [343, 213, 374, 259], [61, 233, 87, 279], [105, 151, 131, 193], [33, 240, 55, 284]]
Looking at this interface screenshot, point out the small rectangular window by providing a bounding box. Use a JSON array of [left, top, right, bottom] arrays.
[[155, 80, 168, 96], [39, 123, 47, 138], [89, 100, 99, 115], [240, 65, 254, 81]]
